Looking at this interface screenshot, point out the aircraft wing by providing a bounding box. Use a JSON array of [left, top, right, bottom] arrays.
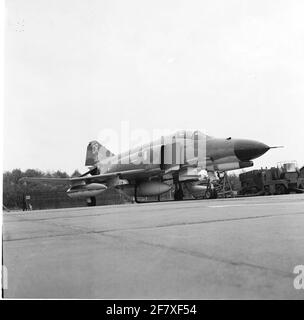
[[19, 177, 71, 183], [20, 169, 147, 185], [71, 169, 147, 183]]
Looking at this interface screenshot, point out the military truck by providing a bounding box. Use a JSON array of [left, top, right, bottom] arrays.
[[239, 161, 304, 196]]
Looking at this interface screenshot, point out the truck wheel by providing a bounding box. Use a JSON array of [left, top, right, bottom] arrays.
[[275, 184, 286, 195], [251, 187, 258, 194], [264, 186, 270, 196]]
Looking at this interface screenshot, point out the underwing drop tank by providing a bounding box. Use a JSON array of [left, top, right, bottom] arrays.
[[117, 181, 171, 197], [67, 183, 107, 198]]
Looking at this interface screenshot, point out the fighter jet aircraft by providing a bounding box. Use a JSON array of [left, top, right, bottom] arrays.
[[21, 130, 275, 205]]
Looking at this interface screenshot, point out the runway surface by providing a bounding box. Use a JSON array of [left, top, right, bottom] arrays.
[[3, 194, 304, 299]]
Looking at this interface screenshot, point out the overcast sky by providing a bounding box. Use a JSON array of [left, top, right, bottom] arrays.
[[4, 0, 304, 174]]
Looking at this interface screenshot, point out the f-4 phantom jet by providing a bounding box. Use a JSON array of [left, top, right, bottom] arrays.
[[22, 130, 278, 205]]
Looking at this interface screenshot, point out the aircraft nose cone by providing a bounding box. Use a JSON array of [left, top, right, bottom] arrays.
[[234, 139, 270, 161]]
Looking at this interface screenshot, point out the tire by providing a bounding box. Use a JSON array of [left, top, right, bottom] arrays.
[[205, 190, 212, 199], [174, 190, 179, 200], [275, 184, 286, 195], [87, 196, 96, 206], [251, 187, 258, 194], [264, 186, 271, 196], [174, 188, 184, 201]]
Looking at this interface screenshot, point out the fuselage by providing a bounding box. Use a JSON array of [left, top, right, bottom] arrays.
[[95, 130, 270, 179]]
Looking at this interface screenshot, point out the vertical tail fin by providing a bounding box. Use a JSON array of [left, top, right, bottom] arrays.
[[85, 140, 114, 166]]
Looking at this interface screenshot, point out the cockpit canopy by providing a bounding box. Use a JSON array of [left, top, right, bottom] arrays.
[[173, 130, 208, 140]]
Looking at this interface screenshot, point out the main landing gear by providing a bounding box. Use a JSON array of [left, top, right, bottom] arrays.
[[134, 186, 140, 204], [174, 182, 184, 201], [87, 196, 96, 206]]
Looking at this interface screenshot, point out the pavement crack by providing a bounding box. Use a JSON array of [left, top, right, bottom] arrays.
[[4, 211, 304, 242], [100, 232, 294, 279]]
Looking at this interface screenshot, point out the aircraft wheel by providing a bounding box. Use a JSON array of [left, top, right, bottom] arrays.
[[174, 188, 184, 201], [87, 196, 96, 206], [205, 189, 212, 199]]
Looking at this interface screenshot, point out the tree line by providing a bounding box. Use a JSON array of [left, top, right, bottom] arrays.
[[3, 169, 81, 209]]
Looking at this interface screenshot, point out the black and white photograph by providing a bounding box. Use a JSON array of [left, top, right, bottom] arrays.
[[1, 0, 304, 303]]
